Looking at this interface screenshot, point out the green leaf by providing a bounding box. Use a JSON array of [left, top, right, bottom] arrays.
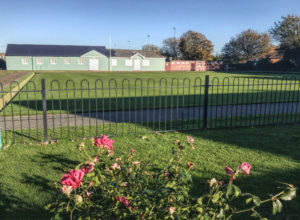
[[54, 213, 62, 220], [226, 185, 233, 199], [233, 185, 241, 197], [250, 211, 262, 218], [252, 196, 261, 206], [86, 172, 95, 178], [196, 207, 203, 214], [272, 201, 277, 215], [276, 199, 283, 213], [197, 197, 203, 205], [245, 197, 252, 204], [212, 191, 222, 204], [280, 188, 296, 201], [216, 208, 224, 218]]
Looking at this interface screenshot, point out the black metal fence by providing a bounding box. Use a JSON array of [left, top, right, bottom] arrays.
[[1, 75, 300, 145]]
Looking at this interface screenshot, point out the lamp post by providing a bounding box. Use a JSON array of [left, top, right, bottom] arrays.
[[147, 35, 151, 51], [128, 40, 131, 49], [173, 27, 176, 60]]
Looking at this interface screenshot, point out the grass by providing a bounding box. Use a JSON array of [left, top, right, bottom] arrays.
[[0, 124, 300, 219], [1, 70, 300, 116]]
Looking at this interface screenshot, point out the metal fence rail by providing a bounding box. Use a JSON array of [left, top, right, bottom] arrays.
[[1, 75, 300, 145]]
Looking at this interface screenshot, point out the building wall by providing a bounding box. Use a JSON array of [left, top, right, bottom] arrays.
[[6, 56, 93, 71], [111, 55, 165, 71], [6, 54, 165, 71], [165, 60, 207, 71]]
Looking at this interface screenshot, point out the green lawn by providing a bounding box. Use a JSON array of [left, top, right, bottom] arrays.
[[1, 71, 300, 116], [0, 124, 300, 219]]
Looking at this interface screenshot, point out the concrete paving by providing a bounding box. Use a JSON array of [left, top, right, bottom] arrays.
[[1, 102, 300, 130]]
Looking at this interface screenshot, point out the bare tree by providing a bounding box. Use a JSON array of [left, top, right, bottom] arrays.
[[142, 44, 161, 52], [161, 37, 181, 59], [222, 29, 272, 63]]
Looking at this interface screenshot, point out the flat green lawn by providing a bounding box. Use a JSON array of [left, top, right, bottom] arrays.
[[2, 71, 300, 116], [0, 125, 300, 219]]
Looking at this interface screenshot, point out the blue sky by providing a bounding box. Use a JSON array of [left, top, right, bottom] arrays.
[[0, 0, 299, 54]]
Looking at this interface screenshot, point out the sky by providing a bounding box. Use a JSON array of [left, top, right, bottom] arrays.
[[0, 0, 300, 54]]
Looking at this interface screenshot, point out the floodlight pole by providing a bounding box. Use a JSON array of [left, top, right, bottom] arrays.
[[173, 27, 176, 60], [109, 36, 112, 71]]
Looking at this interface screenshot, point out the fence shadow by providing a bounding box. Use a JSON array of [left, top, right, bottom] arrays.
[[7, 90, 300, 115]]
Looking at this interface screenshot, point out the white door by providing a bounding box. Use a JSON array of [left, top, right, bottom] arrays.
[[89, 59, 99, 71], [134, 60, 141, 70]]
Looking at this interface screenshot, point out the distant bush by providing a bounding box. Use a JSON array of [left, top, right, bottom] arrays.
[[256, 57, 273, 71], [228, 59, 298, 72], [0, 59, 6, 70], [272, 60, 296, 71], [234, 61, 255, 71]]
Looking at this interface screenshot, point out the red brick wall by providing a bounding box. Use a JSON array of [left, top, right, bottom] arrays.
[[165, 60, 223, 71]]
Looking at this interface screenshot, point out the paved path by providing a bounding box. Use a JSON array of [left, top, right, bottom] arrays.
[[1, 102, 300, 130], [0, 71, 31, 90]]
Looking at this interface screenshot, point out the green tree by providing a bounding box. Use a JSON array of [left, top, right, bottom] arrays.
[[179, 30, 214, 60], [270, 15, 300, 68], [222, 29, 272, 64]]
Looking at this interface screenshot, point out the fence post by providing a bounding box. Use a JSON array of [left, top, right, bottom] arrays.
[[41, 79, 48, 143], [203, 75, 209, 129]]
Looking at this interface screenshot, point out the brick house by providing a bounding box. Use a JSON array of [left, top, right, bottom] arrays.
[[165, 60, 223, 71]]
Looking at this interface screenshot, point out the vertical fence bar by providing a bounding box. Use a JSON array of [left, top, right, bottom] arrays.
[[41, 79, 48, 143], [25, 83, 31, 139], [203, 75, 209, 129], [0, 83, 7, 146]]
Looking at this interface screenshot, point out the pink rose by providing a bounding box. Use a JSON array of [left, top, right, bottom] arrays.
[[225, 166, 234, 176], [116, 195, 132, 209], [94, 135, 114, 150], [169, 207, 176, 215], [164, 172, 169, 177], [131, 149, 136, 155], [239, 162, 251, 175], [111, 163, 121, 170], [61, 169, 85, 189], [209, 178, 218, 187], [92, 157, 98, 164], [122, 182, 128, 187], [61, 185, 73, 195], [187, 136, 194, 144], [81, 162, 95, 174]]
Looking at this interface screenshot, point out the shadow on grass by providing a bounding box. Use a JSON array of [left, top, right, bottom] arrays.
[[0, 153, 81, 219], [0, 180, 52, 219], [190, 167, 300, 219], [181, 125, 300, 161]]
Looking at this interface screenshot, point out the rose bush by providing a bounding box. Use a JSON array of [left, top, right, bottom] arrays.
[[46, 136, 297, 219]]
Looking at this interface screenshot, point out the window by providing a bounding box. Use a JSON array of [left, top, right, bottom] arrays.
[[21, 57, 28, 64], [78, 58, 84, 65], [50, 58, 57, 64], [125, 60, 132, 66], [111, 59, 117, 66], [64, 58, 70, 64], [36, 57, 43, 64], [142, 60, 150, 66]]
